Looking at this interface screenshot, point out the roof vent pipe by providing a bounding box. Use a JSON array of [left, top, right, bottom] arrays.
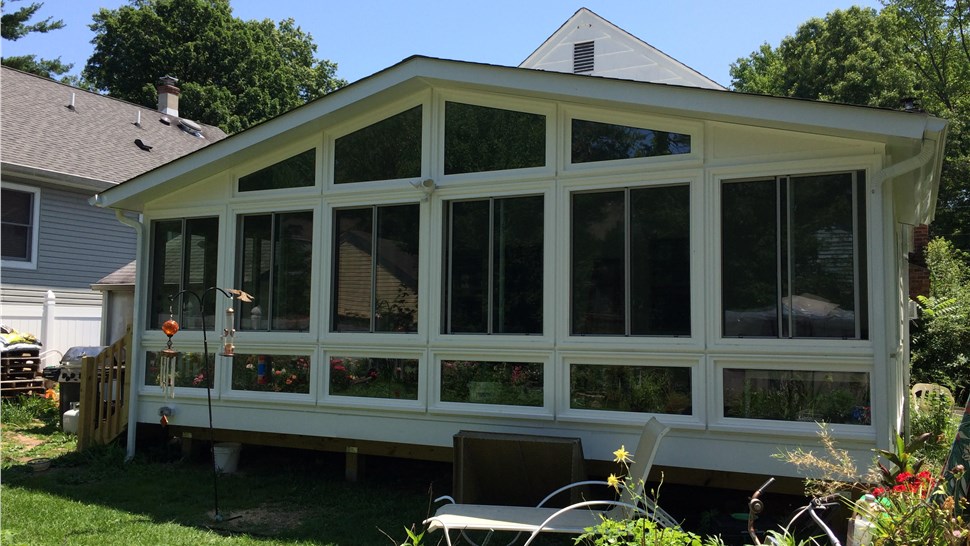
[[157, 75, 180, 117]]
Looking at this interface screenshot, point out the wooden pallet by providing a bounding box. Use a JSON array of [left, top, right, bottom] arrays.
[[2, 350, 45, 398]]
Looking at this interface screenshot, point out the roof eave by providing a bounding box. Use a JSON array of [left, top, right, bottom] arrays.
[[94, 57, 946, 211]]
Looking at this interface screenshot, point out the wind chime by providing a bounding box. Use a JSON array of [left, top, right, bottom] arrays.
[[159, 306, 181, 404]]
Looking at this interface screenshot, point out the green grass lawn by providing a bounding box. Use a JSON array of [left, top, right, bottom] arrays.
[[0, 396, 574, 546]]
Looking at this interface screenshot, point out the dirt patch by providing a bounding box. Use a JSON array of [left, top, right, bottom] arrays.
[[3, 431, 46, 462], [208, 503, 308, 535]]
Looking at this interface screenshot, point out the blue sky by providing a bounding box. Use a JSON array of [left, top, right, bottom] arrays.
[[3, 1, 883, 88]]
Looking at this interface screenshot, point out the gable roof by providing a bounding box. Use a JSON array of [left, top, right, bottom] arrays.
[[520, 8, 724, 90], [0, 66, 227, 191], [93, 56, 945, 222]]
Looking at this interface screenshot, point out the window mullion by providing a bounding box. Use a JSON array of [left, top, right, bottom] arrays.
[[487, 199, 495, 334], [268, 214, 278, 330], [624, 188, 631, 336], [370, 206, 378, 333]]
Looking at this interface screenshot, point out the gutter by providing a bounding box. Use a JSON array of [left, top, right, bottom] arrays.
[[112, 209, 145, 462]]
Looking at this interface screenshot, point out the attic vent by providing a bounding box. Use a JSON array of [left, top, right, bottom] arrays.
[[178, 118, 203, 138], [573, 41, 595, 73]]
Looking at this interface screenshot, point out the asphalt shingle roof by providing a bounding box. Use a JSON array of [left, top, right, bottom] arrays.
[[1, 66, 227, 185]]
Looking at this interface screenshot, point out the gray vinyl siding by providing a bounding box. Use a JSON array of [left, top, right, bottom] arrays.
[[1, 179, 136, 289]]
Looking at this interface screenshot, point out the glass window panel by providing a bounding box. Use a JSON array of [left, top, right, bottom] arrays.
[[148, 217, 218, 329], [334, 106, 422, 184], [1, 188, 33, 260], [375, 205, 420, 333], [231, 354, 311, 393], [440, 360, 543, 406], [144, 351, 211, 389], [492, 196, 543, 334], [333, 208, 373, 332], [571, 191, 625, 334], [571, 119, 691, 163], [723, 368, 871, 424], [238, 149, 315, 192], [444, 102, 545, 175], [789, 173, 857, 338], [271, 212, 313, 330], [237, 211, 313, 331], [630, 186, 690, 335], [447, 200, 490, 332], [329, 356, 419, 399], [570, 364, 692, 414], [333, 205, 420, 333], [721, 173, 866, 339], [722, 180, 779, 337]]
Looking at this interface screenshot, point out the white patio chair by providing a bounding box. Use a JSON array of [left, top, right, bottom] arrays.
[[424, 417, 678, 546]]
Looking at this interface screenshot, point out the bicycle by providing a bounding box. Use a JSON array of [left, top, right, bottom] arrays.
[[746, 477, 843, 546]]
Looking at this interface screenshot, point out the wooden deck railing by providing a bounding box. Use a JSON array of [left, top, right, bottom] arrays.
[[77, 328, 131, 451]]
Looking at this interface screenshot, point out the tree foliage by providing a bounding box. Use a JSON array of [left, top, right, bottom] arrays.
[[730, 2, 970, 251], [0, 0, 71, 78], [911, 238, 970, 398], [83, 0, 346, 133]]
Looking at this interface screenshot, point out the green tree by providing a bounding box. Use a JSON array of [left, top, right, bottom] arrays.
[[0, 0, 71, 78], [911, 237, 970, 398], [730, 3, 970, 251], [83, 0, 346, 133]]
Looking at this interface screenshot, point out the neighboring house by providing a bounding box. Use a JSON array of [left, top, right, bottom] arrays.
[[93, 48, 946, 481], [520, 8, 724, 89], [0, 67, 226, 363]]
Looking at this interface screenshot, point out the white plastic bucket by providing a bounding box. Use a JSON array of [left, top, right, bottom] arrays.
[[212, 442, 241, 473]]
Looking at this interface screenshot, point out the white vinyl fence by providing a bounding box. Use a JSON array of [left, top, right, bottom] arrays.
[[2, 290, 102, 367]]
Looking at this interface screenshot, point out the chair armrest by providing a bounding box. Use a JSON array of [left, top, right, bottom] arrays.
[[522, 499, 646, 546]]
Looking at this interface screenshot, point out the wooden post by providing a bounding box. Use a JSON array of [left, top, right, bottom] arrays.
[[77, 356, 97, 451]]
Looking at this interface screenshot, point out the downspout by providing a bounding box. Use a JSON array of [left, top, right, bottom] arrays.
[[873, 136, 937, 446], [112, 208, 146, 462]]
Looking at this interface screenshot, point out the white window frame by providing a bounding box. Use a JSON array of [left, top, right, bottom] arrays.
[[1, 182, 40, 270]]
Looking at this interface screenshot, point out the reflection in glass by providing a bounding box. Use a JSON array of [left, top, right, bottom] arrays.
[[334, 106, 422, 183], [721, 172, 866, 339], [231, 354, 310, 393], [1, 188, 33, 260], [571, 186, 691, 336], [570, 364, 692, 414], [446, 196, 543, 334], [333, 205, 419, 332], [144, 351, 211, 389], [440, 360, 543, 406], [571, 119, 691, 163], [329, 356, 419, 400], [238, 149, 315, 192], [237, 211, 313, 331], [149, 217, 219, 329], [444, 102, 545, 175], [723, 368, 871, 424]]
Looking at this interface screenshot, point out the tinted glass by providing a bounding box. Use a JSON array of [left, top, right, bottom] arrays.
[[492, 196, 543, 333], [447, 200, 490, 332], [440, 360, 543, 406], [630, 185, 690, 335], [334, 106, 422, 183], [571, 119, 691, 163], [570, 364, 692, 414], [0, 188, 33, 260], [330, 356, 419, 400], [231, 354, 311, 393], [238, 149, 315, 192], [333, 208, 373, 332], [571, 191, 625, 334], [374, 205, 420, 332], [444, 102, 545, 175], [721, 180, 779, 337], [723, 368, 871, 424], [148, 217, 218, 329]]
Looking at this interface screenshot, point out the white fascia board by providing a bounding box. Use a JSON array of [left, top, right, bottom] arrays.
[[92, 56, 945, 211]]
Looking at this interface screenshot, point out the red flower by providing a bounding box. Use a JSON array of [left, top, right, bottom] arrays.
[[916, 471, 932, 481], [872, 487, 885, 496], [892, 484, 908, 493], [895, 472, 913, 483]]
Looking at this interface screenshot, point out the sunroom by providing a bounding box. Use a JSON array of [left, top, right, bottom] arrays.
[[93, 56, 947, 481]]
